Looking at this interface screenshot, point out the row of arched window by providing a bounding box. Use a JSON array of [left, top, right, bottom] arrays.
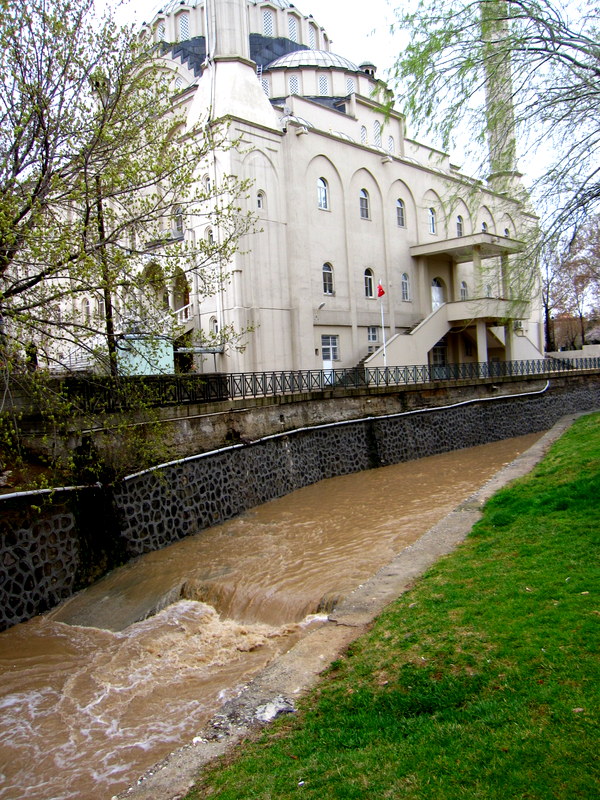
[[317, 178, 511, 236], [321, 263, 411, 301], [262, 8, 323, 49]]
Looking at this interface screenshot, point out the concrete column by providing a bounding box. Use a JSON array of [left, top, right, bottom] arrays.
[[476, 319, 488, 364]]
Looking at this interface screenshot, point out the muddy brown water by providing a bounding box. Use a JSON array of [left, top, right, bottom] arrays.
[[0, 434, 541, 800]]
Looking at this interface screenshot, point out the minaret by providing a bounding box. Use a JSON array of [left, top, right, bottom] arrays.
[[188, 0, 279, 130], [481, 0, 521, 194]]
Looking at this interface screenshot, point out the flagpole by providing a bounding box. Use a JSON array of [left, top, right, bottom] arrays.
[[378, 282, 387, 368]]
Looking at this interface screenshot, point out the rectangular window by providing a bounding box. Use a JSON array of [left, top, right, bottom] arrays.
[[367, 326, 378, 343], [321, 335, 339, 361]]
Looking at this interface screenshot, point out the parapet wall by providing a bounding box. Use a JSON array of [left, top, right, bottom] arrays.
[[2, 375, 599, 631]]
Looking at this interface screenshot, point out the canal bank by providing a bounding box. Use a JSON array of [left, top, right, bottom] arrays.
[[113, 412, 587, 800]]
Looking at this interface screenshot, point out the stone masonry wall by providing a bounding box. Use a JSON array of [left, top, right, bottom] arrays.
[[1, 376, 599, 630]]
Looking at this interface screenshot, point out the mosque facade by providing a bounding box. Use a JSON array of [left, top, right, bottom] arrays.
[[142, 0, 543, 375]]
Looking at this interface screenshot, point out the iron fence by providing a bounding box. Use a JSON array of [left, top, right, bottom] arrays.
[[13, 357, 600, 415]]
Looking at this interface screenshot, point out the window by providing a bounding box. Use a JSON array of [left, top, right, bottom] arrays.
[[321, 334, 339, 361], [174, 75, 184, 91], [206, 227, 214, 245], [481, 221, 488, 232], [203, 174, 211, 193], [289, 74, 299, 95], [367, 326, 378, 343], [173, 204, 184, 236], [157, 21, 166, 41], [322, 263, 334, 294], [456, 215, 464, 237], [373, 120, 382, 147], [261, 77, 270, 95], [460, 280, 469, 300], [257, 191, 265, 210], [81, 298, 91, 321], [346, 77, 355, 94], [308, 23, 317, 49], [210, 316, 219, 336], [387, 135, 395, 153], [359, 189, 370, 219], [396, 199, 406, 227], [179, 12, 189, 41], [317, 177, 329, 210], [95, 298, 105, 319], [485, 284, 492, 297], [360, 125, 367, 144], [401, 272, 410, 301], [428, 207, 436, 234], [318, 74, 329, 95], [504, 227, 510, 237], [288, 15, 298, 41], [364, 268, 374, 297], [263, 9, 274, 36]]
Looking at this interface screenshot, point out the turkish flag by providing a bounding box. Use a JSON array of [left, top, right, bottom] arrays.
[[377, 283, 385, 297]]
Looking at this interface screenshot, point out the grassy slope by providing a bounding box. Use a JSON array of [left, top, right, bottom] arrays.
[[187, 414, 600, 800]]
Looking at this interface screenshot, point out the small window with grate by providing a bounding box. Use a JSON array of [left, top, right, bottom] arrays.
[[318, 74, 329, 95], [289, 74, 299, 95], [288, 15, 298, 41], [179, 12, 189, 41], [263, 9, 274, 37]]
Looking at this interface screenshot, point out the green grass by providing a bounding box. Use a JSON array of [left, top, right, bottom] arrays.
[[186, 414, 600, 800]]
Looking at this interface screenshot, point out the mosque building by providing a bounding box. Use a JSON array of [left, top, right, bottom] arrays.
[[141, 0, 543, 375]]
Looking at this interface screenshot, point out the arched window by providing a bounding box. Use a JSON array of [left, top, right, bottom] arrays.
[[317, 177, 329, 210], [203, 174, 211, 194], [95, 297, 105, 319], [373, 120, 382, 147], [308, 23, 317, 49], [318, 74, 329, 95], [401, 272, 410, 301], [173, 204, 184, 236], [360, 125, 367, 144], [81, 298, 91, 322], [396, 199, 406, 227], [364, 268, 374, 298], [288, 15, 298, 41], [322, 263, 334, 295], [504, 227, 510, 237], [157, 21, 166, 41], [263, 8, 274, 36], [178, 12, 189, 41], [210, 316, 219, 336], [456, 215, 464, 237], [346, 77, 355, 94], [289, 74, 300, 95], [174, 75, 184, 91], [481, 221, 488, 233], [359, 189, 370, 219], [428, 207, 436, 234], [256, 191, 265, 210], [387, 135, 395, 153], [206, 227, 214, 245], [460, 280, 469, 300]]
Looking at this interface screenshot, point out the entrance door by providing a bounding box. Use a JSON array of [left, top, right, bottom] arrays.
[[321, 334, 338, 386], [431, 277, 445, 310]]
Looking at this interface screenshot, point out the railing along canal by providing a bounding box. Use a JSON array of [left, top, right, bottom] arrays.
[[43, 356, 600, 414]]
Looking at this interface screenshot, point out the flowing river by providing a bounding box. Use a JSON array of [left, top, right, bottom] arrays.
[[0, 434, 541, 800]]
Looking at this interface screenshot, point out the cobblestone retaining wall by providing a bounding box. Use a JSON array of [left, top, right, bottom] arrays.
[[2, 377, 599, 630]]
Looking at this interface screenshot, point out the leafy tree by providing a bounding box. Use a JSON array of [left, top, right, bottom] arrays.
[[0, 0, 254, 380], [390, 0, 600, 233]]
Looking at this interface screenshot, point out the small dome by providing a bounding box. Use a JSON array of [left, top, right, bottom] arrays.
[[265, 49, 360, 72]]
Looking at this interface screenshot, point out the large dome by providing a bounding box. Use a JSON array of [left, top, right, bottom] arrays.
[[266, 49, 360, 72]]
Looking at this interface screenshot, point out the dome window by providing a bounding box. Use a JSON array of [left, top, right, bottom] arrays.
[[263, 9, 274, 37], [318, 74, 329, 95], [288, 15, 298, 42], [178, 12, 189, 41]]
